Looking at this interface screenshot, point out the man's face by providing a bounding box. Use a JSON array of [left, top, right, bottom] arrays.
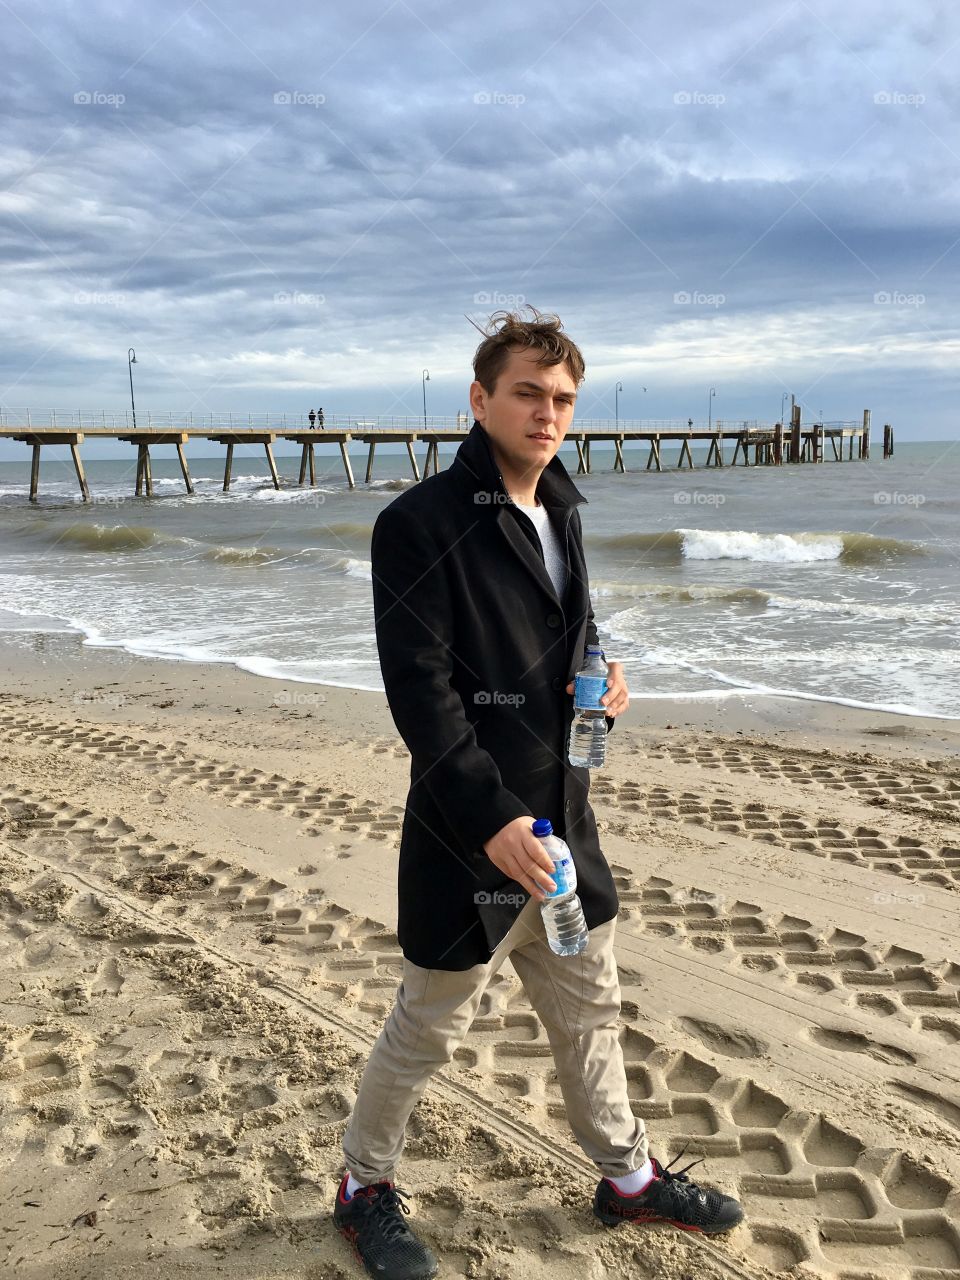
[[469, 348, 578, 481]]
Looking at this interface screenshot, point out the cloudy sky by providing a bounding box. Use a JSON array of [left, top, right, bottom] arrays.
[[1, 0, 957, 444]]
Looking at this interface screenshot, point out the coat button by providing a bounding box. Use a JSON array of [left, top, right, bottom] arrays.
[[546, 612, 562, 628], [551, 676, 563, 692], [564, 799, 572, 813]]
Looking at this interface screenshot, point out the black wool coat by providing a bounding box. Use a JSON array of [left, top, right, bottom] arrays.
[[371, 420, 619, 969]]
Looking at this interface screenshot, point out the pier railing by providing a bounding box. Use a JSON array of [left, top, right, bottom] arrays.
[[0, 408, 861, 433]]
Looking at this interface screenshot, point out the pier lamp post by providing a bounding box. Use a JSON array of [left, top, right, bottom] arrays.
[[780, 392, 789, 425], [422, 369, 430, 431], [127, 348, 138, 430], [615, 380, 622, 428], [708, 386, 717, 431]]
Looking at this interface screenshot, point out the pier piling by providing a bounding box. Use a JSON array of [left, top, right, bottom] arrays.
[[790, 405, 802, 463], [175, 442, 194, 494], [29, 443, 40, 503]]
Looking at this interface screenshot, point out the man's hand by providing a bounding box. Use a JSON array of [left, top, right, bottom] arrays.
[[482, 816, 557, 900], [565, 660, 629, 717]]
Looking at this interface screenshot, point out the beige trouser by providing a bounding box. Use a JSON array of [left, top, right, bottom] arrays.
[[342, 895, 648, 1184]]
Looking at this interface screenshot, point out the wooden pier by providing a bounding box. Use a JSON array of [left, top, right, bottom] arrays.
[[0, 410, 891, 503]]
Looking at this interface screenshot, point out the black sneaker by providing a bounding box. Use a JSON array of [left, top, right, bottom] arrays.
[[593, 1149, 744, 1235], [333, 1175, 439, 1279]]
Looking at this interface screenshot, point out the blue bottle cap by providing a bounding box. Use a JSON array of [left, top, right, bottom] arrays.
[[531, 818, 553, 837]]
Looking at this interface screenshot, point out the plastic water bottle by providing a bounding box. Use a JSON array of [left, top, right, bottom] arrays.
[[533, 818, 588, 956], [568, 645, 608, 768]]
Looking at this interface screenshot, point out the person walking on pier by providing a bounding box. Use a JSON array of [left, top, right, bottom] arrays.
[[317, 406, 325, 429], [334, 308, 744, 1279], [308, 408, 317, 428]]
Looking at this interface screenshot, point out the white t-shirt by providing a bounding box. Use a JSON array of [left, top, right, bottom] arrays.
[[514, 499, 568, 600]]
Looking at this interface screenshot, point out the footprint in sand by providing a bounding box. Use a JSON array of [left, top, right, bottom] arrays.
[[676, 1015, 767, 1060], [808, 1025, 916, 1065], [887, 1080, 960, 1132]]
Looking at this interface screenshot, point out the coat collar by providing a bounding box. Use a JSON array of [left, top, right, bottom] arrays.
[[449, 421, 589, 610], [449, 420, 588, 511]]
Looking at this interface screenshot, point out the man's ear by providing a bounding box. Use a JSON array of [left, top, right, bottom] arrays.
[[469, 379, 487, 422]]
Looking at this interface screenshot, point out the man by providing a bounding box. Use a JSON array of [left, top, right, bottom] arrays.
[[334, 310, 743, 1279], [309, 408, 317, 428]]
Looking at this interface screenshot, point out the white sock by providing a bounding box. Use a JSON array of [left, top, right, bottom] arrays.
[[344, 1172, 364, 1200], [607, 1158, 655, 1195]]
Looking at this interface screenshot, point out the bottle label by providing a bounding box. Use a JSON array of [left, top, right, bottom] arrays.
[[574, 673, 607, 710], [547, 852, 576, 897]]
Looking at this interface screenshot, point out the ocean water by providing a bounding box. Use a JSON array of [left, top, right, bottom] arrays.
[[0, 438, 957, 718]]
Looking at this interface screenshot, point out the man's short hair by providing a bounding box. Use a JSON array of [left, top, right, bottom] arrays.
[[472, 306, 586, 394]]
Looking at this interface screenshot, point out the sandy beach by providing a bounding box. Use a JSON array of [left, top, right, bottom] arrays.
[[2, 628, 960, 1280]]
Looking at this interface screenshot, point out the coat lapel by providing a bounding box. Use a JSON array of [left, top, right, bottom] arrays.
[[495, 504, 568, 608]]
